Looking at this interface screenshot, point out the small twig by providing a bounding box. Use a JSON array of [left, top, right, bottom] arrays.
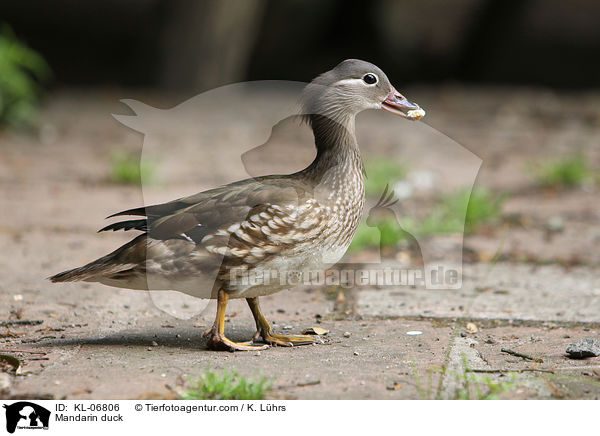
[[296, 380, 321, 387], [273, 380, 321, 390], [23, 357, 50, 361], [0, 320, 43, 327], [466, 368, 554, 374], [36, 327, 65, 333], [0, 350, 47, 355], [501, 348, 543, 363]]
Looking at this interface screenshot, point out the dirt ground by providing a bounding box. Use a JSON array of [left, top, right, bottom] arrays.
[[1, 86, 599, 399]]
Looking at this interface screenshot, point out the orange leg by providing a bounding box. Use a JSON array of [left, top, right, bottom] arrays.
[[204, 289, 269, 351], [247, 297, 315, 347]]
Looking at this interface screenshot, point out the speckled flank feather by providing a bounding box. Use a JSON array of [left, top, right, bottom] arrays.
[[50, 59, 393, 300]]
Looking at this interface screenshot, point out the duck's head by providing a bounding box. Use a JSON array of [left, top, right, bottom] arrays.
[[303, 59, 424, 122]]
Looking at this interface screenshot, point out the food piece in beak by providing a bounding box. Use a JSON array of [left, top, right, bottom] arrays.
[[406, 108, 426, 120], [382, 87, 425, 120]]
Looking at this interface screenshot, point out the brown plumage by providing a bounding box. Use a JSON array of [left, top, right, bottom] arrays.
[[50, 59, 424, 351]]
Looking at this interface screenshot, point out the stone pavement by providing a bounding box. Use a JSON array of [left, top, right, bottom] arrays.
[[1, 89, 599, 399], [1, 260, 599, 400]]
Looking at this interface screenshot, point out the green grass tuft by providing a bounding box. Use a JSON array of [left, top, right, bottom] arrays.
[[179, 369, 272, 400], [443, 187, 506, 233], [348, 223, 382, 252], [532, 154, 591, 189], [348, 187, 506, 251], [364, 159, 406, 197], [453, 356, 516, 400], [0, 24, 51, 129], [411, 187, 506, 236], [454, 373, 516, 400], [109, 151, 155, 185], [412, 359, 517, 400]]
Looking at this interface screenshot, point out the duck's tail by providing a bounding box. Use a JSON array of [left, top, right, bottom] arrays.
[[49, 262, 108, 282], [49, 234, 146, 283]]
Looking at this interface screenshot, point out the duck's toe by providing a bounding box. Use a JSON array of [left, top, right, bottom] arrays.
[[257, 331, 316, 347], [205, 327, 269, 352]]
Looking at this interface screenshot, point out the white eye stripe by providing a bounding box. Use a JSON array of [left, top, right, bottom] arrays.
[[332, 76, 378, 87], [331, 78, 365, 86]]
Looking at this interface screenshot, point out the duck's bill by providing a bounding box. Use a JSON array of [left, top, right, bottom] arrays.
[[381, 88, 425, 120]]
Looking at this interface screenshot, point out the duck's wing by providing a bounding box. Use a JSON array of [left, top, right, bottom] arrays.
[[54, 178, 325, 286], [99, 175, 313, 242]]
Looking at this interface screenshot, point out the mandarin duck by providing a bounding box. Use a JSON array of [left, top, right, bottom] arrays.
[[50, 59, 425, 351]]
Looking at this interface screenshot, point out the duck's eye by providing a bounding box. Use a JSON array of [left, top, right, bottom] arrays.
[[362, 73, 377, 85]]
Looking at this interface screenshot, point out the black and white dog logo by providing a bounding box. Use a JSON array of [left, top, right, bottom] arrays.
[[3, 402, 50, 433]]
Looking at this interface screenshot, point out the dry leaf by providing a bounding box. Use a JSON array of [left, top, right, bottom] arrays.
[[477, 252, 496, 262], [302, 327, 329, 335], [386, 382, 402, 391], [0, 354, 22, 374]]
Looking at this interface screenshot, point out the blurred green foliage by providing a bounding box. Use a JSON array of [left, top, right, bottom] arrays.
[[364, 159, 406, 197], [532, 154, 591, 189], [109, 150, 156, 185], [443, 187, 506, 234], [349, 187, 506, 252], [0, 25, 51, 129], [349, 222, 389, 252]]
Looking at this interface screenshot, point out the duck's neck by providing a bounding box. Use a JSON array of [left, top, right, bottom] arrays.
[[304, 114, 365, 182]]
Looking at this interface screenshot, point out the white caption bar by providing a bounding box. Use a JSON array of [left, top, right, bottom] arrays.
[[0, 400, 593, 435]]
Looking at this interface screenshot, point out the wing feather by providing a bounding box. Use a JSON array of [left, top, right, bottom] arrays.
[[99, 176, 314, 243]]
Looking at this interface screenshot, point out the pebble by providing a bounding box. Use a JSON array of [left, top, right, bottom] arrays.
[[151, 341, 158, 347], [343, 332, 351, 338], [466, 322, 478, 333], [283, 325, 293, 330], [546, 216, 564, 233], [566, 338, 600, 358], [353, 351, 359, 356]]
